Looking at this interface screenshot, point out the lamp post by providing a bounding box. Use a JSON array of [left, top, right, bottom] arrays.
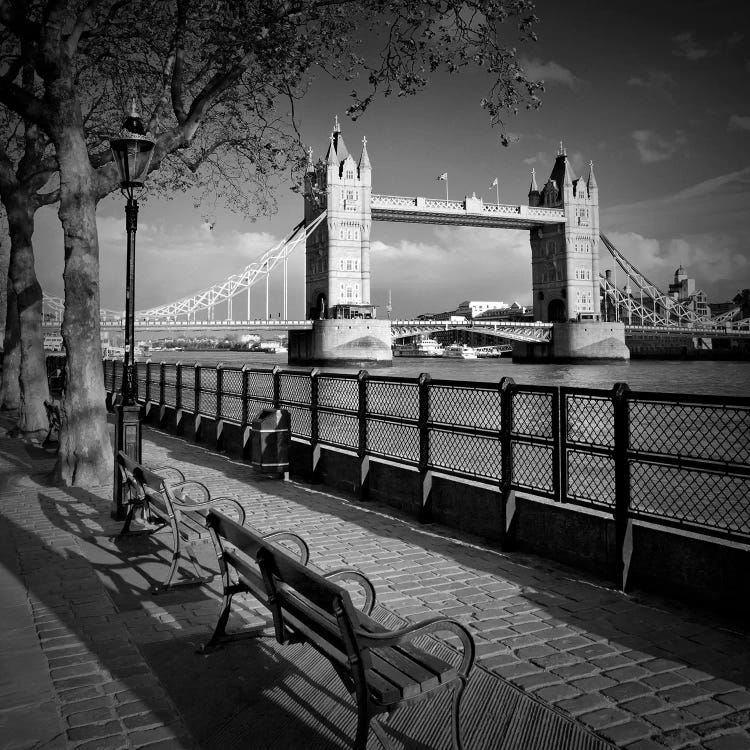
[[109, 100, 155, 519]]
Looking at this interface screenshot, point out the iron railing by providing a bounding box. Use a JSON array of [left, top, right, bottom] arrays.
[[102, 360, 750, 546]]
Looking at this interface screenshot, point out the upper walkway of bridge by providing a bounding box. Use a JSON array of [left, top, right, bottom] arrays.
[[371, 194, 565, 229]]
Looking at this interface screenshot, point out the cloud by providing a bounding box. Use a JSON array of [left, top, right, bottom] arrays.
[[672, 31, 714, 61], [627, 70, 677, 98], [370, 227, 532, 315], [728, 115, 750, 132], [605, 231, 748, 299], [631, 129, 688, 163], [519, 56, 584, 89], [602, 168, 750, 301]]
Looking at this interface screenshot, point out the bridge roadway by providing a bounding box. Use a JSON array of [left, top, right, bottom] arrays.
[[45, 319, 750, 345]]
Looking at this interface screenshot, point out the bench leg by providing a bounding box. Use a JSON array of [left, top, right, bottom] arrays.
[[152, 536, 214, 595], [451, 677, 468, 750], [198, 591, 234, 653]]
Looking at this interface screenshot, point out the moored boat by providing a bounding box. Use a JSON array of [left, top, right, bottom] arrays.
[[442, 343, 478, 359], [393, 338, 444, 357]]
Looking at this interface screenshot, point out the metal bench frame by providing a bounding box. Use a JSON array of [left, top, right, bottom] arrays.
[[116, 451, 246, 594], [205, 508, 475, 750]]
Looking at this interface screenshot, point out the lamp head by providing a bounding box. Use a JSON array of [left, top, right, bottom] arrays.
[[109, 98, 155, 189]]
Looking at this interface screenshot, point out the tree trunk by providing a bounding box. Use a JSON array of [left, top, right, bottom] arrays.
[[0, 283, 21, 410], [50, 94, 111, 486], [6, 196, 50, 436]]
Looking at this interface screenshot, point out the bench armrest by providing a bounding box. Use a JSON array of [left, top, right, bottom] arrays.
[[171, 486, 247, 526], [355, 617, 475, 677], [262, 532, 310, 566], [322, 569, 376, 615], [171, 481, 211, 504], [151, 465, 186, 484]]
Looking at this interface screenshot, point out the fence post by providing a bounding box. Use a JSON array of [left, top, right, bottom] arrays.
[[194, 362, 202, 442], [310, 368, 321, 483], [144, 359, 152, 420], [241, 365, 251, 459], [175, 361, 183, 434], [612, 382, 632, 591], [499, 376, 516, 548], [158, 361, 166, 425], [216, 363, 224, 451], [418, 373, 432, 523], [272, 365, 281, 409], [357, 370, 369, 501]]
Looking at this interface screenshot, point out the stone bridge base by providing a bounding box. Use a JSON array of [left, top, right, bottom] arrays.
[[513, 321, 630, 362], [289, 319, 393, 367]]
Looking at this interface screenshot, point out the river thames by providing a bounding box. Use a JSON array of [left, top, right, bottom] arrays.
[[143, 350, 750, 398]]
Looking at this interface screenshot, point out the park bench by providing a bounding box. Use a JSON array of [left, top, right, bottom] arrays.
[[116, 451, 248, 594], [204, 508, 476, 750]]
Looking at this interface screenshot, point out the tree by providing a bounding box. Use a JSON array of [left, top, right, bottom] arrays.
[[0, 0, 541, 486], [0, 67, 57, 433]]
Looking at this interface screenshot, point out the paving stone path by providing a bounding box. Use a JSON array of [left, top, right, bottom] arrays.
[[1, 418, 749, 749]]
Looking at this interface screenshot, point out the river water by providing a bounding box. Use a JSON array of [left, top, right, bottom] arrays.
[[144, 350, 750, 398]]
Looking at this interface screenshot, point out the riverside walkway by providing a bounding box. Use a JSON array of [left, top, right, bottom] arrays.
[[1, 415, 749, 750]]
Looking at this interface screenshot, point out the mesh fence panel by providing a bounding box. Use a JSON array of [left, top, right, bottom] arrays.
[[566, 450, 616, 507], [512, 389, 553, 438], [286, 405, 312, 439], [511, 442, 554, 493], [428, 428, 502, 480], [163, 365, 177, 407], [136, 362, 148, 401], [279, 373, 312, 405], [221, 395, 243, 422], [565, 393, 614, 447], [318, 376, 358, 411], [247, 370, 274, 400], [199, 368, 217, 417], [223, 368, 244, 395], [630, 398, 750, 464], [630, 462, 750, 535], [367, 419, 419, 462], [180, 366, 195, 411], [429, 383, 502, 430], [318, 410, 359, 450], [367, 380, 419, 420]]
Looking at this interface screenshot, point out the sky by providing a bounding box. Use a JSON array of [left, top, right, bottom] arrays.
[[34, 0, 750, 320]]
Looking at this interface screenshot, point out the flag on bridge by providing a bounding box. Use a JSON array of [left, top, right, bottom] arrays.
[[436, 172, 448, 181], [490, 177, 498, 188]]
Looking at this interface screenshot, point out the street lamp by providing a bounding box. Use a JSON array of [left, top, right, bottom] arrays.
[[109, 99, 155, 519]]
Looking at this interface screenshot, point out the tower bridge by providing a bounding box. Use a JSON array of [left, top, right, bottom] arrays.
[[42, 119, 749, 362]]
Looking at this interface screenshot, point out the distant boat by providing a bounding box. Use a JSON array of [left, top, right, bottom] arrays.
[[475, 344, 513, 358], [442, 344, 478, 359], [393, 338, 444, 357], [257, 343, 288, 354]]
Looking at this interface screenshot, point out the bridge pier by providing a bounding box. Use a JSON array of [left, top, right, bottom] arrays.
[[513, 321, 629, 362], [288, 319, 392, 367]]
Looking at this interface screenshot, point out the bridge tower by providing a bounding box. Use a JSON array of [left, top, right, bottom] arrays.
[[303, 116, 373, 318], [290, 118, 392, 366], [521, 145, 629, 360], [528, 145, 601, 323]]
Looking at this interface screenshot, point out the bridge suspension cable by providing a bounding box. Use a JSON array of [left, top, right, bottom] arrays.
[[135, 211, 327, 322], [598, 233, 748, 331]]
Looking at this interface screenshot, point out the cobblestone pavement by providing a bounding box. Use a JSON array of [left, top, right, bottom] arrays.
[[1, 418, 749, 750]]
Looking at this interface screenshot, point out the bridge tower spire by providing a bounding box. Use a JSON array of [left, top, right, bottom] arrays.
[[529, 147, 601, 324]]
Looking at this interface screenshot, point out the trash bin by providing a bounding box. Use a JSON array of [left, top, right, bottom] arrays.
[[250, 408, 290, 476]]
